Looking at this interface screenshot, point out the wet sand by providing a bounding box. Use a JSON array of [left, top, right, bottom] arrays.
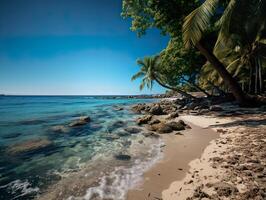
[[127, 119, 219, 200]]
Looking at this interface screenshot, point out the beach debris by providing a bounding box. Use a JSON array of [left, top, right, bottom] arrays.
[[7, 138, 53, 155], [114, 154, 131, 161], [124, 126, 142, 134], [136, 115, 152, 125]]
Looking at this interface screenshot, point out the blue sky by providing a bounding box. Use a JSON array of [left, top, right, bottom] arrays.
[[0, 0, 169, 95]]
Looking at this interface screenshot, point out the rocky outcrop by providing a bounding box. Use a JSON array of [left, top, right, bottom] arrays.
[[149, 104, 165, 115], [148, 119, 161, 125], [166, 121, 186, 131], [136, 115, 152, 125], [7, 139, 52, 155], [149, 123, 173, 134], [131, 104, 146, 113], [142, 132, 160, 138], [168, 111, 179, 119], [69, 116, 91, 127], [124, 126, 142, 134]]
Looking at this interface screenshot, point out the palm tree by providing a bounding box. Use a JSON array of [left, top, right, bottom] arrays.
[[182, 0, 266, 105], [131, 56, 196, 99]]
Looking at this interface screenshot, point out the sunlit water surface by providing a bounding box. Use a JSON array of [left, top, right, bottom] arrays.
[[0, 96, 163, 200]]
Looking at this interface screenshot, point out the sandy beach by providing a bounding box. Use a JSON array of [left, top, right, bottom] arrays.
[[127, 101, 266, 200]]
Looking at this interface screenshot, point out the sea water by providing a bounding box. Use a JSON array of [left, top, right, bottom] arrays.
[[0, 96, 163, 200]]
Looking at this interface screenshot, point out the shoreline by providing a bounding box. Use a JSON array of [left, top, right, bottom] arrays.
[[127, 119, 219, 200], [126, 99, 266, 200]]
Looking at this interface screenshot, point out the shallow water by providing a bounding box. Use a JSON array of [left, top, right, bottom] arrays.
[[0, 96, 162, 200]]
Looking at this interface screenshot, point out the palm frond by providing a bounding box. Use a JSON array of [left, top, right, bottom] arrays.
[[183, 0, 219, 48], [214, 0, 237, 55], [139, 79, 146, 91], [131, 71, 145, 81]]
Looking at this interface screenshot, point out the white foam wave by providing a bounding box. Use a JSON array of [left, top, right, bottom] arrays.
[[0, 179, 39, 198], [67, 139, 164, 200]]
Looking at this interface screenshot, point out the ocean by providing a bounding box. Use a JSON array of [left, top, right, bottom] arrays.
[[0, 96, 163, 200]]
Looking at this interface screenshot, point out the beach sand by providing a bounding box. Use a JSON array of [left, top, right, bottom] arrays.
[[127, 107, 266, 200], [126, 115, 225, 200]]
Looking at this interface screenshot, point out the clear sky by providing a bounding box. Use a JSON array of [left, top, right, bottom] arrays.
[[0, 0, 169, 95]]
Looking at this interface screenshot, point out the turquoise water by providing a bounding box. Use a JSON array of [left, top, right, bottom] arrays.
[[0, 96, 162, 200]]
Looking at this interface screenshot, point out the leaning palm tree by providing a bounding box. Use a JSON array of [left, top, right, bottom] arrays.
[[131, 55, 195, 99], [182, 0, 266, 105]]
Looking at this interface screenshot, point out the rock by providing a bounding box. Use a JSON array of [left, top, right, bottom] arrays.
[[149, 104, 164, 115], [131, 104, 146, 113], [102, 134, 120, 141], [108, 120, 126, 131], [166, 121, 185, 131], [69, 120, 87, 127], [136, 115, 152, 125], [148, 119, 161, 125], [168, 111, 179, 119], [115, 154, 131, 161], [151, 123, 173, 134], [142, 132, 160, 138], [79, 116, 91, 122], [7, 139, 52, 155], [69, 116, 91, 127], [116, 131, 130, 137], [210, 105, 223, 111], [124, 126, 142, 134], [214, 182, 238, 197], [113, 106, 124, 111], [178, 120, 186, 126], [51, 125, 70, 133]]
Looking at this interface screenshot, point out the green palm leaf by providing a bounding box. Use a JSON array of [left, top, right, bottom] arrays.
[[183, 0, 219, 48]]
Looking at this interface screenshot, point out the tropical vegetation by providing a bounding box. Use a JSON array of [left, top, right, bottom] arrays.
[[122, 0, 266, 106]]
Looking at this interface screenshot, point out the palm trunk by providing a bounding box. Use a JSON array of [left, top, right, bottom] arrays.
[[182, 78, 211, 97], [196, 42, 247, 105], [153, 76, 196, 99], [258, 57, 263, 94], [207, 80, 226, 96], [255, 58, 258, 94]]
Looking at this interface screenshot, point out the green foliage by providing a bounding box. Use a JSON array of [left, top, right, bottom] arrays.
[[159, 37, 205, 87], [123, 0, 266, 95], [121, 0, 200, 38], [131, 56, 160, 90]]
